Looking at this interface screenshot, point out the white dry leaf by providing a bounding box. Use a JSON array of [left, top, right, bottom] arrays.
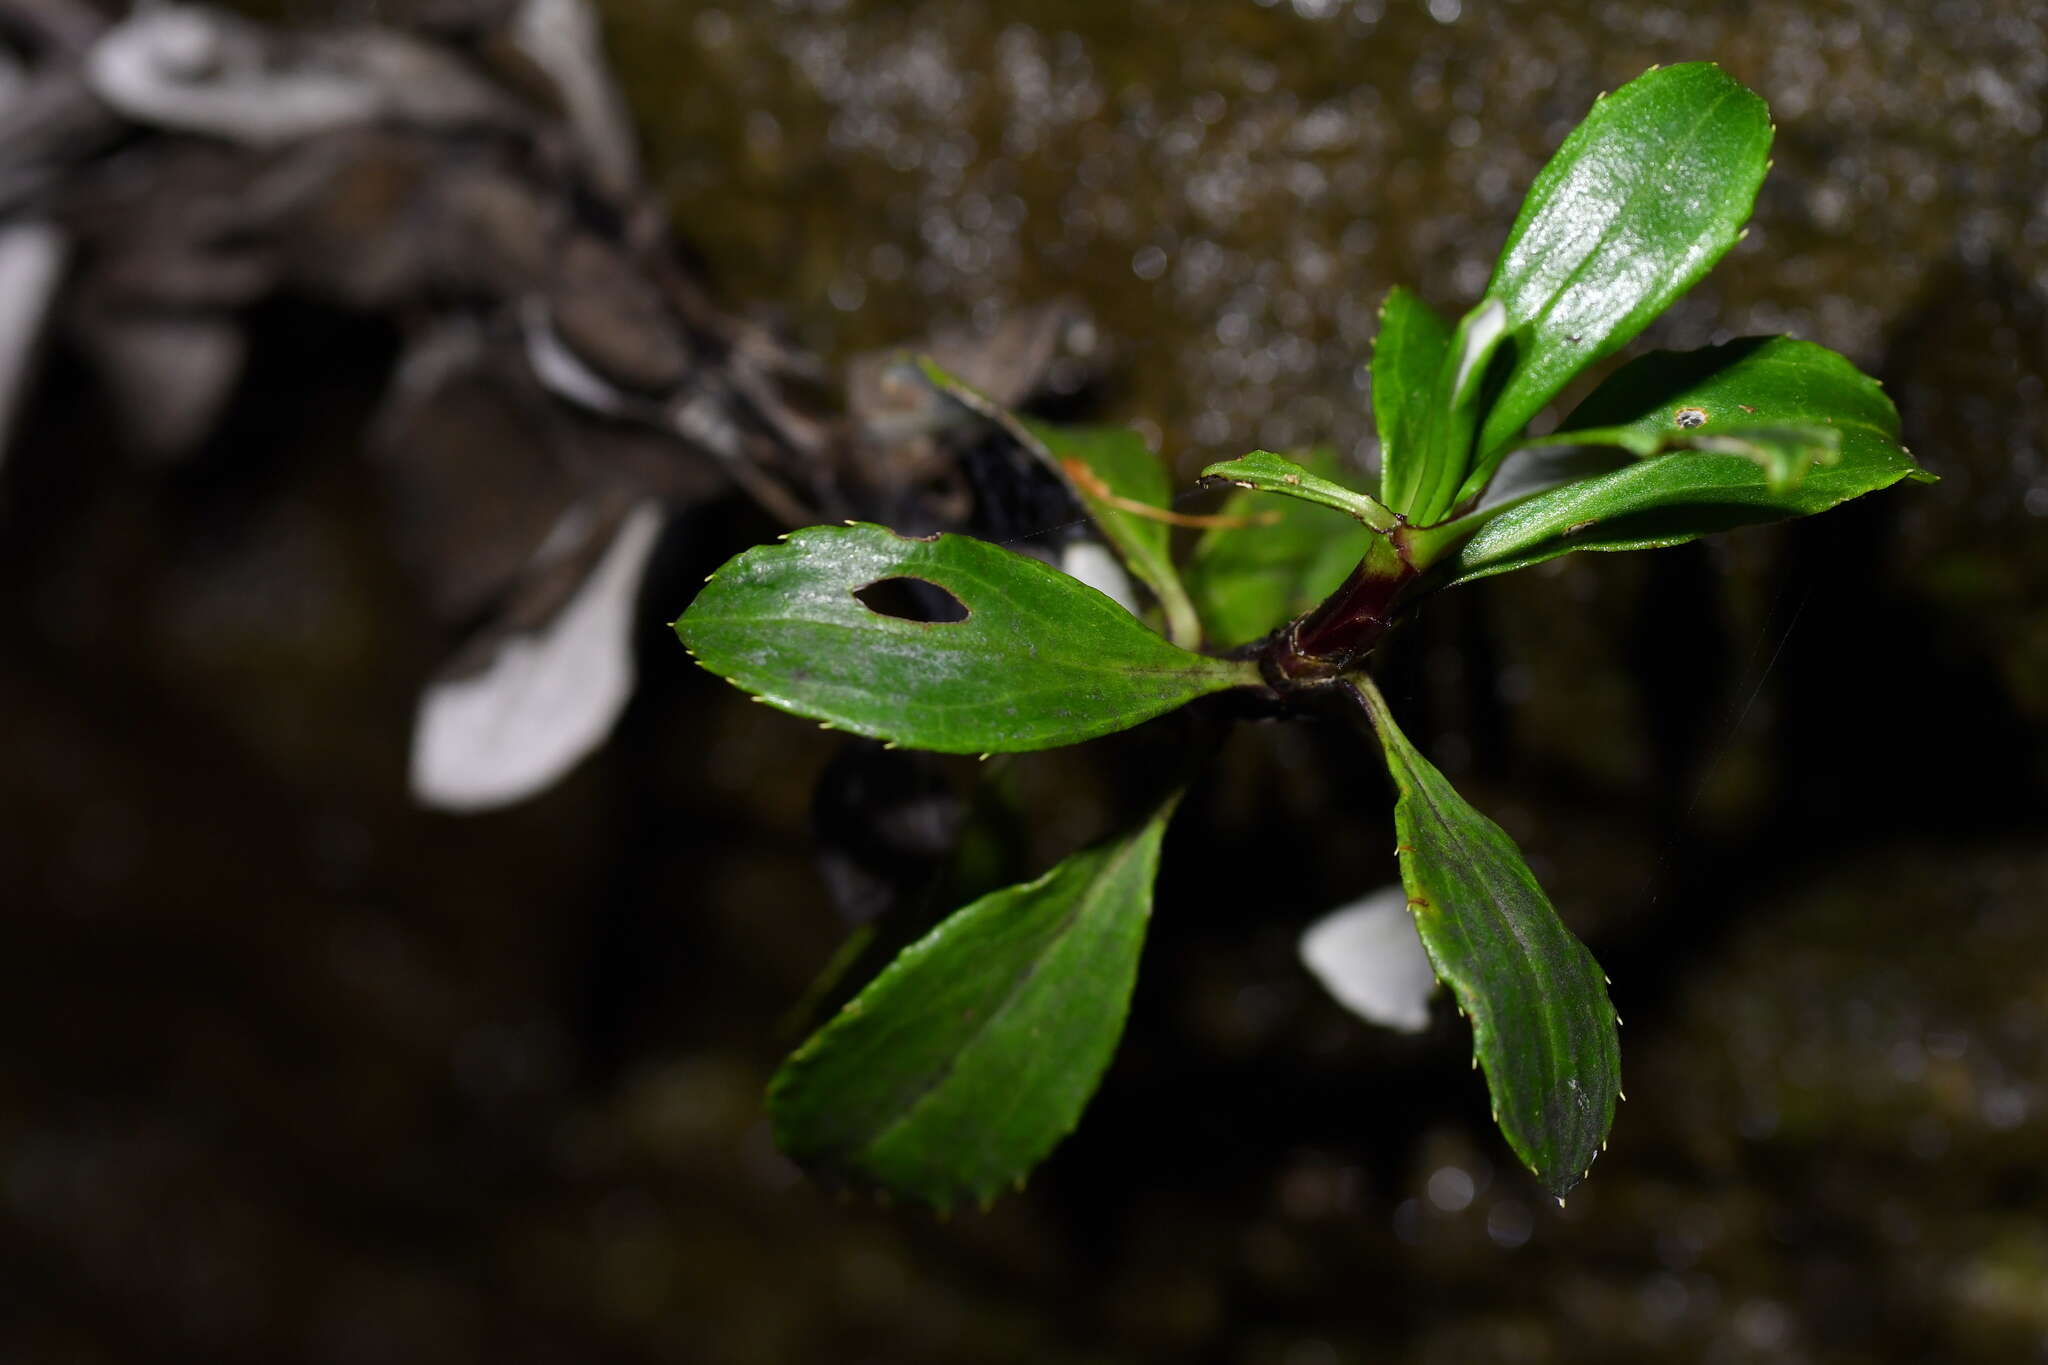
[[1299, 884, 1441, 1034], [521, 299, 635, 419], [87, 7, 377, 143], [510, 0, 640, 195], [410, 500, 663, 812], [87, 6, 513, 146]]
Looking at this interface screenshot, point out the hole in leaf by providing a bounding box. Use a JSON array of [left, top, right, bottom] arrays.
[[854, 577, 970, 623]]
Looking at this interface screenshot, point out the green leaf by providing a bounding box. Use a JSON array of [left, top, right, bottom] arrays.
[[768, 789, 1184, 1209], [1539, 417, 1844, 491], [1198, 449, 1399, 530], [1463, 63, 1774, 498], [1540, 332, 1889, 487], [780, 754, 1031, 1039], [1395, 445, 1632, 569], [1023, 420, 1204, 648], [1351, 675, 1619, 1198], [1434, 337, 1934, 586], [917, 358, 1202, 649], [1682, 424, 1840, 491], [1186, 451, 1376, 648], [1410, 298, 1511, 524], [676, 523, 1256, 753], [1372, 286, 1454, 515]]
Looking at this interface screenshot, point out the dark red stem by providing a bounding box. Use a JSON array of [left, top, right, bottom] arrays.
[[1257, 534, 1417, 691]]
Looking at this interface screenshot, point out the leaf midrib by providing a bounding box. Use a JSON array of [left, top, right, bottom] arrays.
[[1398, 740, 1572, 1141], [859, 828, 1155, 1174], [700, 547, 1251, 693], [1469, 452, 1917, 545]]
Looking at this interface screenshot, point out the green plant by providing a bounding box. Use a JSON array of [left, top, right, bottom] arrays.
[[674, 63, 1932, 1210]]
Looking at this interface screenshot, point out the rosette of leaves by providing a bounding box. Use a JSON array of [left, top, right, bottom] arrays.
[[675, 63, 1933, 1211]]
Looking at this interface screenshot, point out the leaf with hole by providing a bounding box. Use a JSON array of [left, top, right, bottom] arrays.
[[1431, 337, 1933, 585], [1352, 675, 1619, 1198], [917, 359, 1201, 648], [1459, 62, 1774, 501], [768, 788, 1183, 1209], [676, 523, 1256, 753]]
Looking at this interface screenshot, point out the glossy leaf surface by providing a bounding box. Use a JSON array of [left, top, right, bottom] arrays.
[[1682, 424, 1841, 491], [677, 523, 1255, 752], [1186, 450, 1375, 648], [1540, 418, 1844, 491], [1411, 298, 1511, 523], [769, 791, 1182, 1209], [1437, 337, 1932, 585], [918, 359, 1201, 648], [1199, 450, 1397, 529], [1372, 286, 1454, 515], [1354, 676, 1619, 1197], [1466, 63, 1773, 491]]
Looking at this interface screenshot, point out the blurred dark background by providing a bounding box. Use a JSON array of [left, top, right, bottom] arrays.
[[3, 1, 2046, 1361]]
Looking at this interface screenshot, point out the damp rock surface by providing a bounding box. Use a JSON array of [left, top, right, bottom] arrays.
[[3, 2, 2046, 1362]]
